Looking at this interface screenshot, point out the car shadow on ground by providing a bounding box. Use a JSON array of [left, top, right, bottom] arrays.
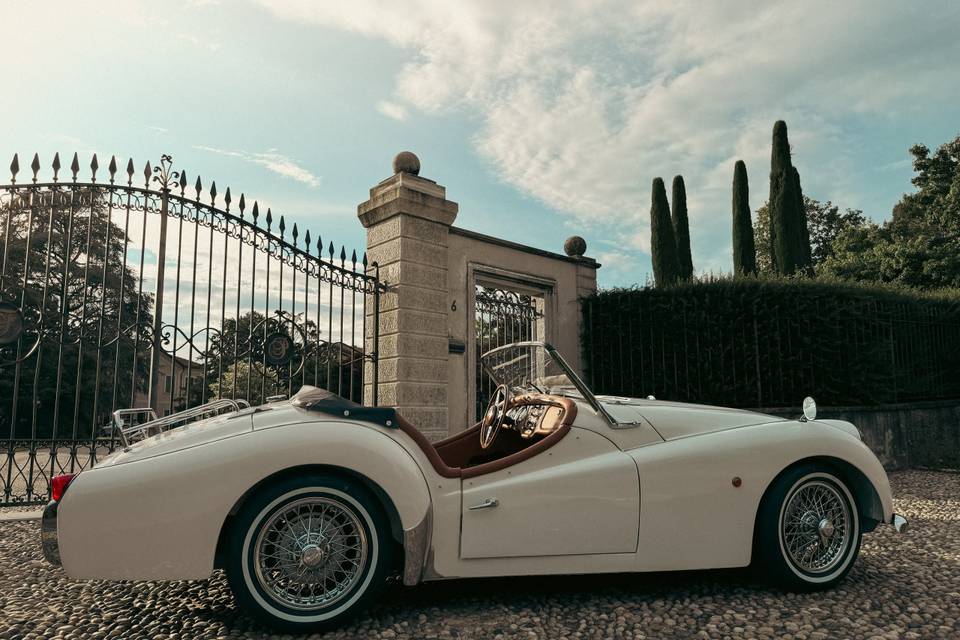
[[195, 566, 773, 635], [382, 567, 762, 605]]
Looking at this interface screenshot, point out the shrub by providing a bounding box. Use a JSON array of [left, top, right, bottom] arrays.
[[581, 276, 960, 408]]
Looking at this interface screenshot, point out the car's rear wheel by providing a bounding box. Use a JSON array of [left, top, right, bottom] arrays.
[[225, 474, 394, 632], [755, 464, 861, 591]]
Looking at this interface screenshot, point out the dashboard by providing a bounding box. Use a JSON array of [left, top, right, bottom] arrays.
[[504, 393, 569, 439]]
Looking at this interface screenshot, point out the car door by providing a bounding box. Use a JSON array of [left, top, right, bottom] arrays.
[[460, 427, 639, 559]]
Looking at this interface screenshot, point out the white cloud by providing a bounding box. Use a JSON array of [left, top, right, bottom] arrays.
[[255, 0, 960, 277], [377, 101, 408, 121], [195, 146, 322, 188]]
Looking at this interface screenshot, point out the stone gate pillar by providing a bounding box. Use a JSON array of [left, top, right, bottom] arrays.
[[358, 152, 458, 440]]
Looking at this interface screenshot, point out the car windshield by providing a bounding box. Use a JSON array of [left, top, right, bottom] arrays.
[[480, 342, 618, 426], [480, 342, 580, 396]]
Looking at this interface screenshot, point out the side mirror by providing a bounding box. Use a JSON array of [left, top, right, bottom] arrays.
[[801, 396, 817, 422]]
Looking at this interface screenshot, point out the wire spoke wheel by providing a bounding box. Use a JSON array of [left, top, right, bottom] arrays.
[[253, 496, 369, 611], [779, 479, 852, 575]]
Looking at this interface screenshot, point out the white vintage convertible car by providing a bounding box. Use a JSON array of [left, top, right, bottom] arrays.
[[42, 342, 907, 631]]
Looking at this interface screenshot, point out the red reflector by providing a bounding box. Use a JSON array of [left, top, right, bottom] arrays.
[[51, 473, 77, 502]]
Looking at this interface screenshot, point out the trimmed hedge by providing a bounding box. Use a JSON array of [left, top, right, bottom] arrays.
[[581, 277, 960, 408]]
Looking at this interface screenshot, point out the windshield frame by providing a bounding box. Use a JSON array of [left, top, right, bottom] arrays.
[[480, 341, 616, 427]]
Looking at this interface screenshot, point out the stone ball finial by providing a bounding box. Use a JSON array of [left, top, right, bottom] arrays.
[[564, 235, 587, 258], [393, 151, 420, 176]]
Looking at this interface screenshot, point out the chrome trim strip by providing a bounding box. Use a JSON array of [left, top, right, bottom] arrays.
[[40, 501, 61, 566], [402, 507, 432, 586]]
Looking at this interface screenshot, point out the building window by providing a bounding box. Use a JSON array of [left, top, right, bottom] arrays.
[[164, 375, 172, 393]]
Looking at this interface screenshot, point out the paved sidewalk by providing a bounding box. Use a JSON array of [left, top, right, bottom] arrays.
[[0, 509, 41, 522], [0, 470, 957, 639]]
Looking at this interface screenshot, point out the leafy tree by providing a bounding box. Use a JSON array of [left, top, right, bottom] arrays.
[[0, 189, 153, 438], [207, 310, 364, 403], [820, 133, 960, 289], [209, 361, 279, 407], [754, 197, 867, 274], [671, 175, 694, 280], [732, 160, 757, 276], [650, 177, 680, 287], [806, 200, 867, 265], [768, 121, 813, 276]]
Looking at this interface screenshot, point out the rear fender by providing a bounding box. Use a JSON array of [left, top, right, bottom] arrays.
[[56, 420, 431, 581]]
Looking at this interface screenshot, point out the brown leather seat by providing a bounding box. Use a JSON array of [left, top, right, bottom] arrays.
[[395, 398, 577, 479], [396, 415, 461, 478]]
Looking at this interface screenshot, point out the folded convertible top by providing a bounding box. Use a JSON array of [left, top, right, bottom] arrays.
[[290, 385, 399, 428]]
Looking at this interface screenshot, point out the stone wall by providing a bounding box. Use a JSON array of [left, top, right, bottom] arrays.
[[359, 152, 598, 440], [761, 400, 960, 470], [445, 228, 598, 437]]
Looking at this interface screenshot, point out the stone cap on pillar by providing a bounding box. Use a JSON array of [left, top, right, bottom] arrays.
[[358, 152, 459, 228]]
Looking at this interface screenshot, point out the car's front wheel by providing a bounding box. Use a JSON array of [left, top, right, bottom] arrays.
[[755, 464, 861, 591], [225, 473, 395, 632]]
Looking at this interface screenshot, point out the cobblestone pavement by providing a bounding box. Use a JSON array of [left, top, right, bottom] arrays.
[[0, 470, 957, 640]]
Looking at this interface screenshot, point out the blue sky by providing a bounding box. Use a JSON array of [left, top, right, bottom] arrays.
[[3, 1, 958, 288]]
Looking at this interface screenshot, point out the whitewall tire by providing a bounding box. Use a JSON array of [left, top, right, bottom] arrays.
[[225, 474, 395, 632], [755, 465, 861, 591]]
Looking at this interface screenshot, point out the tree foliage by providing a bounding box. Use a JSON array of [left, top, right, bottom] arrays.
[[819, 134, 960, 289], [732, 160, 757, 276], [0, 189, 153, 438], [206, 310, 364, 404], [650, 177, 680, 287], [209, 361, 279, 407], [767, 121, 813, 276], [755, 197, 868, 274], [671, 176, 694, 281]]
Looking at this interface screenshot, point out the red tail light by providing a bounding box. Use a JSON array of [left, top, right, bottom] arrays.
[[51, 473, 77, 502]]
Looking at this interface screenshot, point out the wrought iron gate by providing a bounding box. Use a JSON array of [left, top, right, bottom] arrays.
[[473, 283, 545, 420], [0, 153, 383, 505]]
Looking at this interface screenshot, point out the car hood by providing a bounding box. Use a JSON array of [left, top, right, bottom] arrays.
[[95, 408, 256, 468], [596, 395, 787, 441]]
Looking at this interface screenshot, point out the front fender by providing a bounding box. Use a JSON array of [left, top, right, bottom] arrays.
[[56, 420, 431, 580], [628, 419, 893, 572]]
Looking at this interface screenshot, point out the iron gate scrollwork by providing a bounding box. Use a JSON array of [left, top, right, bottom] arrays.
[[0, 152, 384, 505], [474, 283, 545, 421]]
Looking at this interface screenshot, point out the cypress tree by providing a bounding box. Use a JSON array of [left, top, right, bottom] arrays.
[[793, 167, 814, 275], [671, 175, 694, 280], [768, 120, 811, 275], [650, 177, 680, 287], [732, 160, 757, 275]]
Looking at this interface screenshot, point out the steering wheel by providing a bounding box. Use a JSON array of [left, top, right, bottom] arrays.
[[480, 384, 510, 449]]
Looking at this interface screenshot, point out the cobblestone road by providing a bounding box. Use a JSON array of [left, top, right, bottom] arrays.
[[0, 470, 957, 639]]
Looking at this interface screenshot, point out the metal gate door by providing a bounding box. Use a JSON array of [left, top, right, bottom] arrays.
[[473, 282, 545, 421], [0, 152, 383, 504]]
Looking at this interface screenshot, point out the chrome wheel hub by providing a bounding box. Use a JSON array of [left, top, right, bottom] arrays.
[[818, 518, 835, 540], [253, 496, 368, 610], [781, 480, 851, 574], [300, 543, 326, 568]]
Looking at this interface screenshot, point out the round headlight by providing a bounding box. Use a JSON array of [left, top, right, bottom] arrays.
[[802, 396, 817, 421]]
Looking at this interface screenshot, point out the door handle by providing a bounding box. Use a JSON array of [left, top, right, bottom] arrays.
[[468, 498, 499, 510]]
